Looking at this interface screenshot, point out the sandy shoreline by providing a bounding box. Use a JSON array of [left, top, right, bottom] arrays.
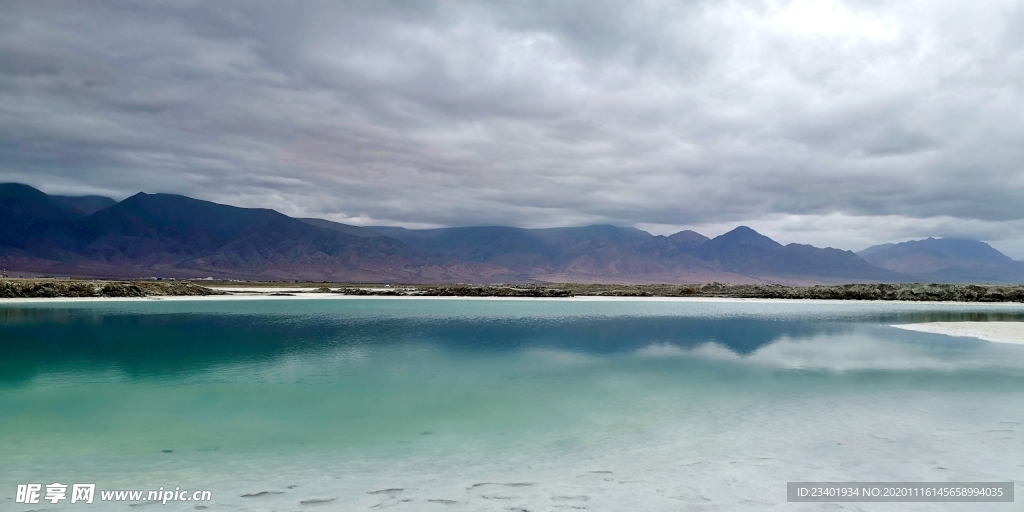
[[892, 322, 1024, 345]]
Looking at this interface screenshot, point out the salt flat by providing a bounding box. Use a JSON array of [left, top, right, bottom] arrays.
[[892, 322, 1024, 345]]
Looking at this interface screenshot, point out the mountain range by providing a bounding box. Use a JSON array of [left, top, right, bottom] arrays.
[[2, 183, 1022, 284], [857, 237, 1024, 283]]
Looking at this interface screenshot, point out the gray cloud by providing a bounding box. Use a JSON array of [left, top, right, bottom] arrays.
[[2, 0, 1023, 255]]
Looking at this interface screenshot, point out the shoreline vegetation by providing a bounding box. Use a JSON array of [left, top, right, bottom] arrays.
[[0, 279, 224, 298], [2, 278, 1024, 302]]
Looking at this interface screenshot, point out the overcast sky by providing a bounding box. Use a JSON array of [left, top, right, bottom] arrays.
[[2, 0, 1023, 256]]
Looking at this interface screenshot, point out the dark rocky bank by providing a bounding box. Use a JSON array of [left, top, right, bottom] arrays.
[[0, 279, 224, 298], [331, 282, 1024, 302], [4, 279, 1024, 302]]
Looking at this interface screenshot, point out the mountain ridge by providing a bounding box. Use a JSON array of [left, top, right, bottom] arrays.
[[51, 194, 117, 215], [2, 183, 1019, 284], [858, 237, 1024, 283]]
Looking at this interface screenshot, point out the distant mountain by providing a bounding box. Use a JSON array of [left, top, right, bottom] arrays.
[[5, 182, 1019, 284], [51, 194, 117, 215], [368, 224, 701, 280], [697, 226, 900, 280], [0, 183, 84, 258], [696, 226, 783, 273], [0, 184, 439, 281], [370, 225, 559, 267], [369, 224, 895, 283], [79, 192, 417, 268], [769, 243, 898, 280], [858, 238, 1024, 283], [667, 230, 709, 247], [298, 218, 382, 238]]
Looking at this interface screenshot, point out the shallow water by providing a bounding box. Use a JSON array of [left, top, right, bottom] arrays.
[[1, 298, 1023, 511]]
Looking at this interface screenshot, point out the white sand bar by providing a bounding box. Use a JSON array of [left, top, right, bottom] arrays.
[[893, 322, 1024, 345]]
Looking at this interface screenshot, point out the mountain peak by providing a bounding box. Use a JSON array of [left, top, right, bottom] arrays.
[[859, 237, 1012, 265], [695, 226, 783, 273], [0, 182, 51, 201], [714, 226, 782, 248], [3, 181, 1018, 283], [667, 230, 709, 246], [857, 237, 1021, 282]]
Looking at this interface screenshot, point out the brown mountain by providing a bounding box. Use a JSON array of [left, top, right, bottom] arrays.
[[367, 224, 899, 283], [0, 184, 444, 281], [696, 226, 900, 281], [858, 238, 1024, 284], [0, 182, 953, 284]]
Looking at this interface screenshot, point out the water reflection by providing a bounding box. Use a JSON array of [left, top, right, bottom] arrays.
[[2, 300, 1024, 384]]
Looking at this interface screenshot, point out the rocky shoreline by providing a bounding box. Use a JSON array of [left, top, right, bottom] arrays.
[[330, 282, 1024, 302], [3, 279, 1024, 302], [0, 279, 224, 298]]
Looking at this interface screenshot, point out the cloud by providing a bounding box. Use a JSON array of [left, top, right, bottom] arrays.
[[634, 333, 998, 372], [1, 0, 1023, 255]]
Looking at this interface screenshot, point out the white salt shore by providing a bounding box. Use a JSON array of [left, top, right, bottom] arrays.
[[892, 322, 1024, 345]]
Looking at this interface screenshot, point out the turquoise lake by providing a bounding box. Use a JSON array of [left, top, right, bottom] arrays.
[[1, 297, 1023, 511]]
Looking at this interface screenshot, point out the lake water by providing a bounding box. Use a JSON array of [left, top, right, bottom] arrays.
[[1, 297, 1023, 511]]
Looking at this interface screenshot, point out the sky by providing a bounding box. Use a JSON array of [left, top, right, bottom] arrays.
[[2, 0, 1023, 256]]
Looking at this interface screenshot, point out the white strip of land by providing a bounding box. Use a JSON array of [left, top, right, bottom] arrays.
[[892, 322, 1024, 345]]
